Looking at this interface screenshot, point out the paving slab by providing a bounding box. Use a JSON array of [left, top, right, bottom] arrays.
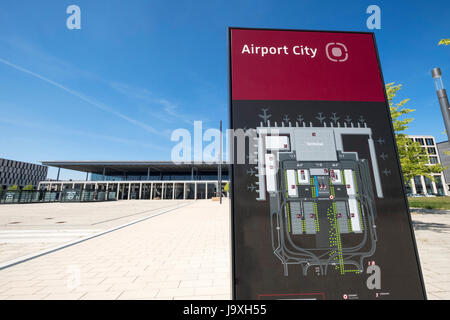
[[0, 200, 231, 300], [0, 200, 190, 263], [411, 210, 450, 300]]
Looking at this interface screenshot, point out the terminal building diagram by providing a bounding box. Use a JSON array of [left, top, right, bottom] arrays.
[[230, 28, 427, 300], [254, 119, 384, 277]]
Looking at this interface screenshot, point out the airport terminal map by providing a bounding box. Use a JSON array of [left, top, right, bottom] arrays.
[[229, 28, 426, 300]]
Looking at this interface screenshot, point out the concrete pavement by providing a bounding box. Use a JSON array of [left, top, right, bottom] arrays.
[[0, 200, 231, 300], [0, 200, 192, 263], [411, 211, 450, 300]]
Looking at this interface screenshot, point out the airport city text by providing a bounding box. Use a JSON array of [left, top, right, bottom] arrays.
[[241, 44, 318, 58]]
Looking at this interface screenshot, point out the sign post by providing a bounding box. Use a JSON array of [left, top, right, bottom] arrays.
[[228, 28, 426, 300]]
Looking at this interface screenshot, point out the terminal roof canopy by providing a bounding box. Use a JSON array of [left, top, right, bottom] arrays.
[[41, 161, 228, 175]]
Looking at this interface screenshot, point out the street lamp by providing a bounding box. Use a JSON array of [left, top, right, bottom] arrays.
[[432, 67, 450, 141]]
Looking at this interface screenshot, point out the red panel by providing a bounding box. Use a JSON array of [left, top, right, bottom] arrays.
[[231, 29, 386, 102]]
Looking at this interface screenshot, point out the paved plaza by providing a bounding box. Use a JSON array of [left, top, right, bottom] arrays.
[[0, 200, 448, 300], [0, 200, 230, 300], [411, 209, 450, 300], [0, 200, 191, 263]]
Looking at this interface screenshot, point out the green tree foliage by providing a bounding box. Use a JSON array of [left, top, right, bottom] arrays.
[[438, 39, 450, 46], [7, 184, 19, 191], [23, 184, 34, 191], [387, 83, 445, 184], [224, 182, 229, 193]]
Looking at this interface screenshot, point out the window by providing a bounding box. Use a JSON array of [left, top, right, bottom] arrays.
[[424, 176, 433, 194], [435, 176, 444, 195], [414, 176, 423, 194], [428, 147, 437, 155], [425, 138, 434, 146], [429, 156, 439, 164], [416, 138, 425, 145]]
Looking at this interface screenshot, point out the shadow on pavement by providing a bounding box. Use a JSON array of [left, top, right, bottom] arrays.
[[410, 208, 450, 215], [413, 221, 450, 233]]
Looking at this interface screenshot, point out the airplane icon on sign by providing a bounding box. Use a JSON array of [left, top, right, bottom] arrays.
[[258, 108, 272, 123], [330, 113, 340, 124], [246, 167, 257, 176], [344, 115, 352, 124], [315, 112, 326, 124]]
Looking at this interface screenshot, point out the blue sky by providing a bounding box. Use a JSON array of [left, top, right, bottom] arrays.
[[0, 0, 449, 180]]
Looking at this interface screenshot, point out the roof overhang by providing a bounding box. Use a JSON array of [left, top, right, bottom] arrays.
[[41, 161, 229, 175]]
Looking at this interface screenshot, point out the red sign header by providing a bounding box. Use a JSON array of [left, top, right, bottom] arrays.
[[230, 29, 386, 102]]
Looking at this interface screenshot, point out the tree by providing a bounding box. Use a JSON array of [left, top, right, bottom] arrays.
[[438, 39, 450, 46], [23, 184, 34, 191], [7, 184, 19, 191], [387, 83, 445, 185], [224, 182, 229, 193]]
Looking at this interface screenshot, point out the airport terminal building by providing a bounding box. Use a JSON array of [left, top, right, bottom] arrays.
[[407, 135, 448, 196], [38, 161, 229, 200]]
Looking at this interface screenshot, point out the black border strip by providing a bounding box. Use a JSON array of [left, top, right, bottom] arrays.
[[371, 32, 427, 299], [227, 26, 427, 300]]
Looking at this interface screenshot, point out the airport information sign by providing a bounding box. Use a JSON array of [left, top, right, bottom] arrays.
[[228, 28, 426, 300]]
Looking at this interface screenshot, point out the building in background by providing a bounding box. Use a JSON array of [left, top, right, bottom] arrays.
[[0, 158, 48, 189], [38, 161, 229, 200], [406, 135, 448, 196], [437, 140, 450, 192]]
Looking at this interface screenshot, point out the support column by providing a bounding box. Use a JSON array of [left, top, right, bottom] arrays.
[[116, 183, 120, 200], [194, 182, 197, 200], [102, 168, 106, 181], [411, 178, 417, 194], [128, 182, 131, 200], [150, 183, 153, 200], [443, 173, 449, 195], [147, 168, 150, 180], [173, 182, 175, 200], [94, 183, 98, 201], [432, 176, 438, 195], [139, 182, 142, 200], [86, 172, 89, 181], [183, 182, 186, 200], [206, 182, 208, 199]]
